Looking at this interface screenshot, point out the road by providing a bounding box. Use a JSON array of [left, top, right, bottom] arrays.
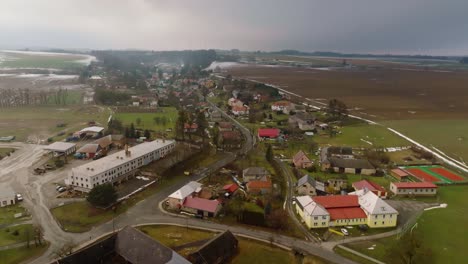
[[275, 158, 320, 243]]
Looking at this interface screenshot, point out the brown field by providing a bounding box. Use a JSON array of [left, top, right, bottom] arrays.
[[226, 65, 468, 120]]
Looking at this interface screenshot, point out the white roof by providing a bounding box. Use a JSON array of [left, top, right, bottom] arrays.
[[80, 126, 105, 133], [72, 139, 174, 178], [296, 195, 329, 216], [168, 181, 202, 200], [90, 76, 102, 80], [355, 189, 398, 215], [44, 142, 76, 152], [0, 185, 15, 199]]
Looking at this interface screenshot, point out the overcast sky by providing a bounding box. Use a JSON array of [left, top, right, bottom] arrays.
[[1, 0, 468, 55]]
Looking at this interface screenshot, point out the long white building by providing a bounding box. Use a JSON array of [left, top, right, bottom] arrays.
[[66, 139, 176, 192]]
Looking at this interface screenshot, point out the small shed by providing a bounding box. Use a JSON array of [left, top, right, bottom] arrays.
[[0, 185, 16, 207], [391, 169, 409, 180], [44, 142, 76, 156]]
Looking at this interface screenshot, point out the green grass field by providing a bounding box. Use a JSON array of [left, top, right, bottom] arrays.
[[0, 205, 29, 226], [0, 224, 34, 247], [138, 225, 216, 249], [0, 106, 110, 141], [384, 119, 468, 164], [340, 186, 468, 264], [0, 51, 88, 69], [0, 243, 48, 264], [315, 123, 409, 148], [46, 90, 83, 105], [115, 107, 178, 138]]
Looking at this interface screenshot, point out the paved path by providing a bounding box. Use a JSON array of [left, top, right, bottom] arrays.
[[336, 245, 386, 264]]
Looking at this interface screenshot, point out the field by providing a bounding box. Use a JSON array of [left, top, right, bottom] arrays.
[[400, 165, 466, 183], [339, 186, 468, 264], [0, 243, 49, 264], [115, 107, 178, 138], [0, 106, 110, 142], [0, 51, 90, 70]]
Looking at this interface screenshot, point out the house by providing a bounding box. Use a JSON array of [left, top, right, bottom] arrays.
[[0, 186, 16, 207], [271, 101, 291, 112], [231, 105, 249, 116], [220, 131, 242, 149], [390, 182, 437, 196], [54, 226, 190, 264], [246, 180, 272, 194], [184, 123, 198, 133], [320, 147, 375, 175], [391, 169, 410, 181], [242, 167, 270, 182], [94, 135, 113, 150], [292, 150, 313, 169], [44, 142, 77, 156], [218, 122, 234, 132], [257, 128, 280, 139], [295, 195, 329, 229], [228, 98, 244, 108], [167, 181, 203, 209], [76, 144, 101, 159], [289, 113, 316, 131], [188, 230, 238, 264], [352, 180, 388, 198], [182, 197, 222, 217], [210, 111, 223, 122], [296, 175, 317, 196], [327, 178, 348, 192], [223, 183, 239, 194]]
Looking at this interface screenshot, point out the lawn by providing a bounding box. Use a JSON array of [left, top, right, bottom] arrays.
[[339, 186, 468, 264], [0, 148, 15, 159], [0, 224, 34, 247], [115, 107, 178, 138], [231, 238, 296, 264], [0, 51, 88, 69], [0, 106, 110, 142], [315, 123, 409, 148], [0, 204, 29, 226], [46, 90, 83, 105], [138, 225, 216, 248], [384, 119, 468, 165], [0, 243, 49, 264]]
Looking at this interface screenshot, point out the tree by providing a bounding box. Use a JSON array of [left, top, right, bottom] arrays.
[[266, 144, 274, 162], [389, 233, 433, 264], [136, 117, 141, 126], [144, 129, 151, 139], [212, 125, 220, 147], [328, 99, 348, 118], [87, 184, 118, 208], [267, 209, 289, 230], [130, 123, 136, 138], [108, 119, 124, 134], [175, 110, 189, 140], [196, 111, 209, 142]]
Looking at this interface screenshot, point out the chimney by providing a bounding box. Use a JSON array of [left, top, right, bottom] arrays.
[[125, 144, 131, 157]]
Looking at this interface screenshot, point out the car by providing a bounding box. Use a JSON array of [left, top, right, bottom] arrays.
[[56, 185, 62, 191], [341, 228, 349, 236], [58, 187, 67, 193], [15, 194, 23, 201]]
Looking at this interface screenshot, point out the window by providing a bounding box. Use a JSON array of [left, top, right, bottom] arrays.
[[314, 216, 318, 220], [374, 222, 377, 225], [382, 221, 385, 225], [322, 222, 326, 225], [322, 216, 326, 219], [314, 223, 318, 226]]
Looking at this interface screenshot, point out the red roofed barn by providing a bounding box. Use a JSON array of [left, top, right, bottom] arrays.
[[390, 182, 437, 196], [182, 197, 221, 217], [313, 195, 368, 226], [352, 180, 387, 198], [257, 128, 280, 139]]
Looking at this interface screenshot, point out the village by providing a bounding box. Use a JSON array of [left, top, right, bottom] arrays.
[[0, 50, 467, 264]]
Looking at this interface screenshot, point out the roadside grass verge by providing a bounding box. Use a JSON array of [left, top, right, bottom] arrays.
[[333, 246, 375, 264], [0, 243, 49, 264]]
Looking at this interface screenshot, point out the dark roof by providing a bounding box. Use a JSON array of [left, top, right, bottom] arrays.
[[297, 175, 315, 187], [188, 230, 238, 264], [243, 167, 269, 176], [54, 226, 190, 264], [328, 146, 353, 155], [329, 157, 375, 169], [292, 112, 316, 122]]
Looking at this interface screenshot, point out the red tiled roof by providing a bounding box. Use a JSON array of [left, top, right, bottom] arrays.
[[353, 180, 386, 192], [391, 169, 409, 177], [258, 128, 280, 138], [184, 123, 198, 129], [272, 101, 291, 107], [223, 183, 239, 193], [313, 195, 360, 209], [232, 106, 248, 112], [247, 180, 272, 189], [221, 131, 241, 140], [218, 122, 233, 129], [183, 197, 220, 213], [328, 207, 367, 220], [392, 182, 437, 189]]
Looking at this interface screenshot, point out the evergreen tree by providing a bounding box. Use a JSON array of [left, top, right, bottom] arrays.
[[130, 123, 136, 138], [144, 129, 151, 139], [266, 144, 274, 162]]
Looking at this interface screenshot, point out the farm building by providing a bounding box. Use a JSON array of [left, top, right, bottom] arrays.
[[0, 185, 16, 207], [390, 182, 437, 196], [246, 180, 272, 194], [44, 142, 77, 156], [288, 112, 316, 131], [257, 128, 280, 139], [292, 150, 313, 169], [242, 167, 270, 182], [182, 197, 222, 217], [66, 139, 175, 193], [352, 180, 388, 198], [390, 169, 410, 180], [78, 126, 105, 137], [296, 175, 317, 196], [76, 144, 100, 159], [167, 181, 203, 209], [188, 230, 238, 264], [55, 226, 190, 264], [296, 190, 398, 229], [223, 183, 239, 195]]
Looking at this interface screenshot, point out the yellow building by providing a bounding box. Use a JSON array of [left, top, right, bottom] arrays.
[[295, 196, 329, 229]]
